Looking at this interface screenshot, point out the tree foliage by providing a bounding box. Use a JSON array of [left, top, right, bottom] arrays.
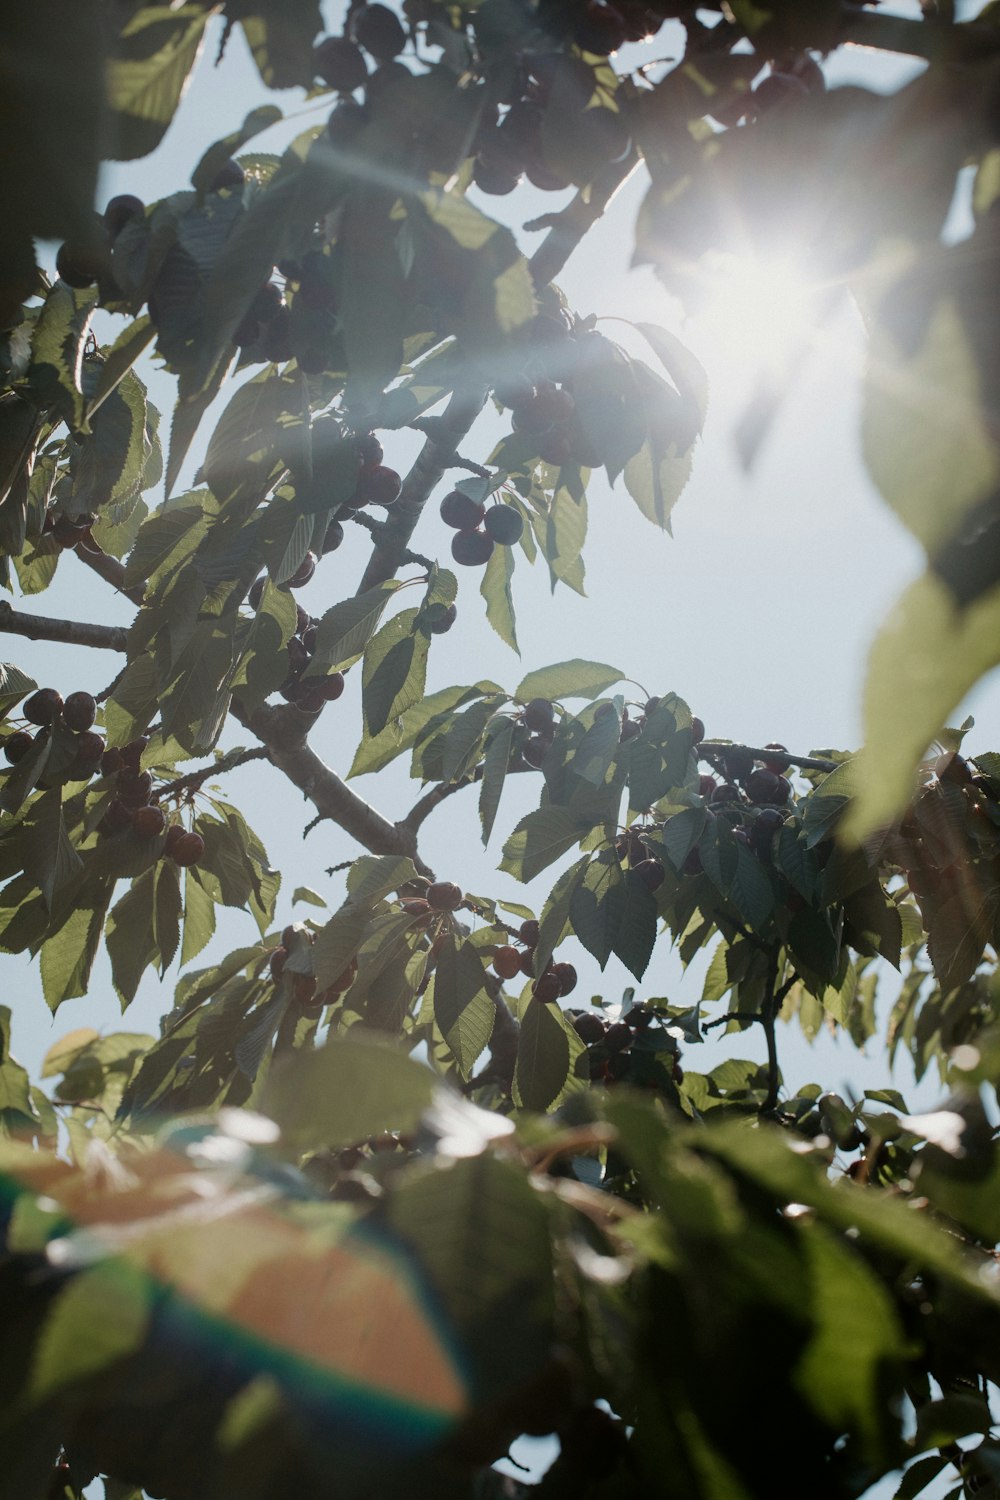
[[2, 3, 1000, 1498]]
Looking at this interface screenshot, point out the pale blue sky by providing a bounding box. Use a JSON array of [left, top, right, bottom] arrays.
[[11, 8, 996, 1496]]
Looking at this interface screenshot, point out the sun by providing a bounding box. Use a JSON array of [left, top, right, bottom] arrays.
[[690, 249, 830, 377]]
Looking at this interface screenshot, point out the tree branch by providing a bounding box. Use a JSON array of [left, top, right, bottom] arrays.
[[356, 388, 488, 592], [231, 698, 435, 876], [74, 542, 144, 607], [0, 599, 128, 652], [761, 948, 782, 1115], [399, 770, 480, 836], [700, 742, 839, 773]]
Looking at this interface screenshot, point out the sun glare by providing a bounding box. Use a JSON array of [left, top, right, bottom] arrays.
[[691, 251, 828, 376]]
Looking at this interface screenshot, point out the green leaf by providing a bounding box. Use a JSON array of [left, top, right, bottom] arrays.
[[341, 189, 408, 411], [239, 2, 323, 87], [107, 5, 211, 161], [788, 907, 841, 985], [292, 886, 326, 909], [86, 316, 156, 422], [794, 1221, 907, 1460], [262, 1033, 436, 1150], [39, 887, 112, 1011], [894, 1456, 948, 1500], [479, 716, 515, 847], [537, 854, 591, 974], [362, 607, 430, 739], [0, 663, 37, 718], [29, 1261, 152, 1401], [28, 284, 95, 432], [610, 870, 659, 980], [729, 843, 776, 931], [191, 106, 283, 194], [22, 790, 82, 910], [515, 660, 623, 703], [440, 697, 501, 785], [432, 938, 495, 1078], [862, 296, 999, 561], [180, 863, 216, 966], [105, 868, 158, 1008], [570, 855, 623, 969], [480, 540, 519, 654], [514, 997, 585, 1111], [845, 574, 1000, 840], [501, 806, 593, 883], [634, 322, 710, 428], [913, 1393, 992, 1452], [304, 581, 402, 678]]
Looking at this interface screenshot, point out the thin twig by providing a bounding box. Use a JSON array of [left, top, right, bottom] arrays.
[[761, 948, 782, 1115], [151, 747, 270, 804], [0, 600, 127, 652], [399, 770, 481, 835]]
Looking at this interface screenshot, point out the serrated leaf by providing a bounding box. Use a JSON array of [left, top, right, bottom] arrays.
[[107, 5, 211, 161], [515, 660, 623, 704], [500, 806, 592, 883], [0, 663, 37, 718], [610, 870, 659, 979], [569, 855, 623, 969], [180, 864, 216, 966], [480, 540, 519, 653], [22, 789, 82, 910], [39, 886, 112, 1011], [514, 997, 585, 1111], [362, 607, 430, 739], [305, 581, 402, 679], [432, 939, 495, 1078], [926, 886, 996, 991], [106, 868, 159, 1008], [729, 843, 776, 931], [479, 716, 515, 846]]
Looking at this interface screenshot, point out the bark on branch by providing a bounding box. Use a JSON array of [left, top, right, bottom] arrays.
[[0, 600, 128, 652]]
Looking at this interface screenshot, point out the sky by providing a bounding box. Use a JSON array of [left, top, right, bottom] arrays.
[[11, 3, 998, 1124], [8, 6, 997, 1498]]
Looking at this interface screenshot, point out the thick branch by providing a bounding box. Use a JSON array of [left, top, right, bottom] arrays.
[[357, 389, 488, 592], [74, 542, 145, 607], [0, 599, 127, 652], [526, 154, 640, 291], [233, 699, 433, 875]]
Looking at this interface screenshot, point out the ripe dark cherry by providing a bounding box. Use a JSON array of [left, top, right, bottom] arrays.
[[358, 465, 402, 507], [440, 490, 486, 530], [631, 858, 665, 891], [523, 698, 555, 733], [554, 962, 577, 996], [746, 768, 783, 805], [522, 735, 549, 769], [322, 520, 345, 554], [451, 529, 494, 567], [605, 1020, 633, 1054], [103, 194, 145, 237], [573, 1011, 606, 1044], [519, 919, 540, 946], [427, 881, 463, 911], [118, 769, 153, 807], [352, 3, 407, 61], [429, 603, 457, 635], [690, 716, 705, 744], [518, 946, 537, 977], [122, 736, 149, 772], [62, 691, 97, 732], [322, 672, 346, 701], [73, 731, 105, 768], [493, 945, 522, 979], [762, 743, 790, 773], [132, 805, 166, 838], [210, 159, 245, 192], [168, 830, 205, 868], [288, 552, 317, 588], [315, 36, 368, 91], [3, 731, 33, 764], [533, 971, 562, 1003], [24, 689, 63, 726], [483, 504, 524, 545], [270, 946, 288, 979]]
